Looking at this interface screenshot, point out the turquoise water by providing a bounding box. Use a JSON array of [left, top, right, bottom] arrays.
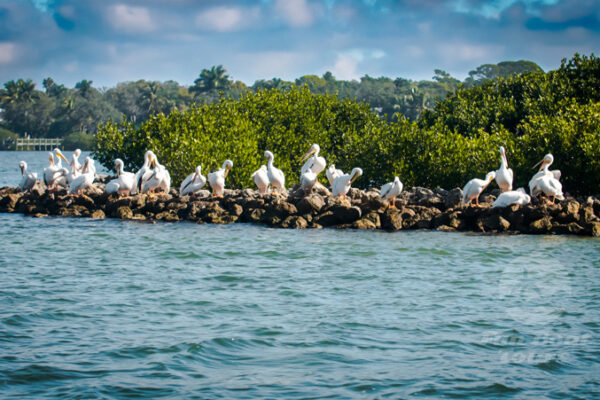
[[1, 151, 600, 398]]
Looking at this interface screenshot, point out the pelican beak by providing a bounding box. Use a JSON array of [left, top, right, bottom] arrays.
[[49, 156, 54, 165], [193, 172, 199, 181], [116, 167, 120, 177], [532, 158, 546, 170], [224, 166, 230, 178], [350, 174, 360, 184], [57, 152, 68, 163], [82, 161, 89, 174], [300, 148, 315, 162], [151, 158, 156, 169], [20, 165, 24, 175]]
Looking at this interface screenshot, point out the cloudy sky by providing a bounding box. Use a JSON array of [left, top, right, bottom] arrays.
[[0, 0, 598, 87]]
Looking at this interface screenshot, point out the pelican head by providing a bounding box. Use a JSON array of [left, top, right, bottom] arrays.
[[194, 165, 202, 179], [301, 143, 320, 161], [264, 150, 274, 162], [485, 171, 496, 182], [394, 176, 401, 186], [82, 157, 90, 174], [53, 148, 68, 164], [74, 149, 81, 157], [19, 161, 26, 176], [48, 152, 55, 165], [533, 153, 554, 171], [350, 167, 363, 184], [223, 159, 233, 177], [114, 158, 124, 176]]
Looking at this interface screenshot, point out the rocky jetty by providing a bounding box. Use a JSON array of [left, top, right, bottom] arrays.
[[1, 180, 599, 236]]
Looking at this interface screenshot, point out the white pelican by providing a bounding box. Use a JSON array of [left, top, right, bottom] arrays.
[[52, 148, 69, 188], [265, 151, 285, 196], [529, 154, 561, 197], [43, 151, 68, 191], [208, 160, 233, 197], [142, 160, 170, 194], [495, 146, 513, 193], [380, 176, 403, 209], [106, 158, 136, 196], [133, 150, 156, 195], [18, 161, 37, 191], [300, 144, 326, 175], [69, 149, 82, 179], [461, 171, 496, 207], [251, 165, 269, 194], [300, 169, 318, 195], [531, 156, 564, 203], [326, 164, 343, 187], [68, 157, 95, 195], [180, 165, 207, 196], [493, 188, 531, 208], [332, 167, 362, 201]]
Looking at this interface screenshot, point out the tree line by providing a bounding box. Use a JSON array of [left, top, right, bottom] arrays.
[[93, 54, 599, 194], [0, 60, 541, 148]]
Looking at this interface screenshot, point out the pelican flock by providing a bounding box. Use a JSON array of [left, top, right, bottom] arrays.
[[15, 145, 568, 213]]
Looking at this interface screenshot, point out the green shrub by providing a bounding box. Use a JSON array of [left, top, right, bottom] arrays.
[[62, 131, 95, 151]]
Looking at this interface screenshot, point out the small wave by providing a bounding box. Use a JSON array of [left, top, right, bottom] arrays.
[[535, 358, 568, 372], [1, 364, 108, 385]]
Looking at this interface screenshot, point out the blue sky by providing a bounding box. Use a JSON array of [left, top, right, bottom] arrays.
[[0, 0, 598, 88]]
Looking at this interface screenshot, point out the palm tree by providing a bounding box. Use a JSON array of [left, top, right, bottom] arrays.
[[75, 79, 93, 98], [1, 79, 37, 105], [138, 81, 165, 115], [189, 65, 231, 96]]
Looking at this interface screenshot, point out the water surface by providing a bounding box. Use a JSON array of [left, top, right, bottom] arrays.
[[1, 151, 599, 399]]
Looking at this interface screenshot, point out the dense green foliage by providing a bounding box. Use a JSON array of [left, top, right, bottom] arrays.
[[94, 54, 599, 194], [1, 60, 541, 146]]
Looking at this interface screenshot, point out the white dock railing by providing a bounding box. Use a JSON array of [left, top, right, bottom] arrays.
[[15, 138, 63, 151]]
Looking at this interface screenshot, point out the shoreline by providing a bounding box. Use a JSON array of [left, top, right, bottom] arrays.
[[1, 182, 599, 236]]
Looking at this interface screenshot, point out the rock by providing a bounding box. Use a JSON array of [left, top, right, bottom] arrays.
[[74, 194, 95, 210], [296, 194, 325, 214], [437, 225, 456, 232], [478, 214, 511, 232], [113, 206, 133, 220], [91, 210, 105, 219], [315, 211, 340, 227], [330, 204, 362, 224], [444, 188, 462, 209], [227, 203, 244, 217], [352, 217, 378, 229], [155, 211, 180, 222], [243, 208, 265, 223], [552, 222, 584, 235], [529, 217, 553, 234], [380, 211, 403, 231], [280, 216, 308, 229], [0, 193, 22, 211], [588, 222, 600, 237]]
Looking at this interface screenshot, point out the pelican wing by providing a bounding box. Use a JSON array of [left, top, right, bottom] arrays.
[[380, 182, 393, 199]]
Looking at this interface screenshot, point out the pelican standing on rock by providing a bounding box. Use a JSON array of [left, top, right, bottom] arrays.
[[265, 151, 285, 196], [252, 165, 269, 194], [106, 159, 135, 196], [143, 154, 170, 194], [43, 150, 68, 191], [18, 161, 37, 191], [530, 154, 564, 203], [70, 149, 82, 179], [495, 146, 513, 193], [68, 157, 95, 195], [493, 188, 531, 208], [208, 160, 233, 197], [300, 169, 318, 195], [332, 167, 362, 202], [462, 171, 496, 207], [529, 154, 561, 198], [180, 166, 206, 196], [326, 164, 343, 187], [380, 176, 403, 209], [300, 144, 326, 175], [53, 148, 70, 188], [133, 150, 156, 195]]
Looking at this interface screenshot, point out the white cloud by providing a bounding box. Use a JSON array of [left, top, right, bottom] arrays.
[[275, 0, 315, 27], [108, 4, 155, 33], [235, 51, 311, 80], [330, 53, 360, 80], [0, 42, 17, 65], [439, 42, 502, 63], [195, 6, 259, 32]]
